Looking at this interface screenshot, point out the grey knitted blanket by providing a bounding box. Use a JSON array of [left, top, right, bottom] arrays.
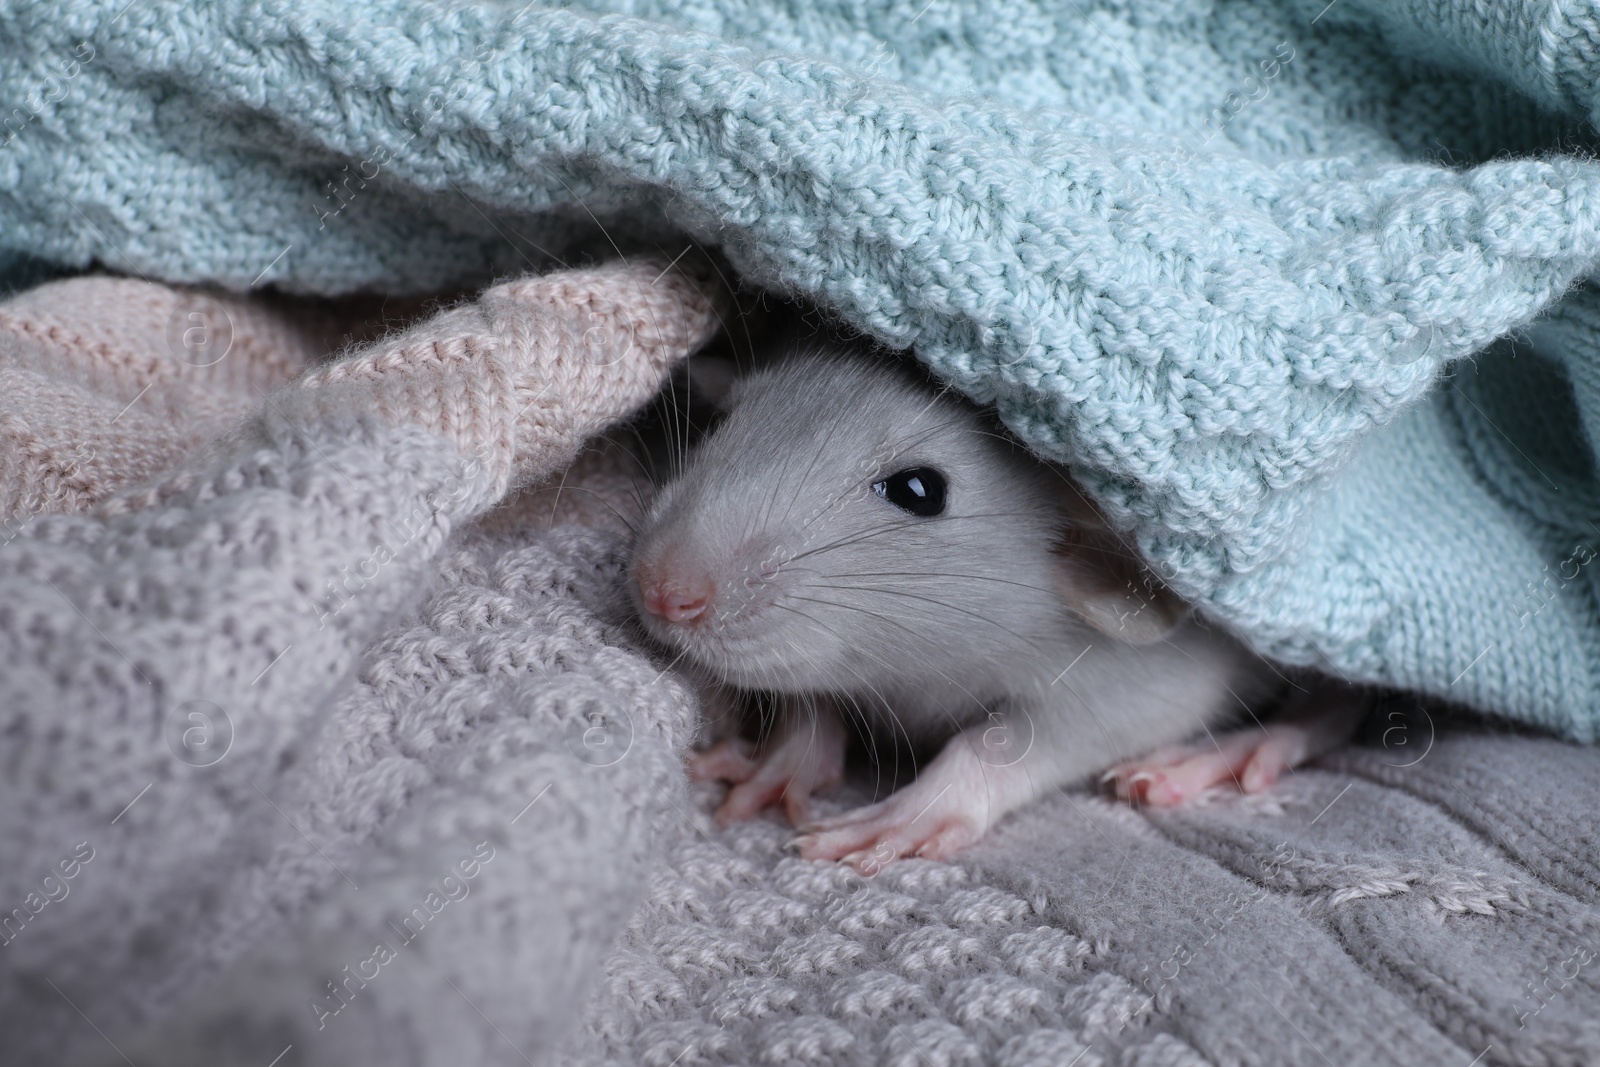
[[2, 264, 1593, 1067], [40, 419, 1600, 1067], [562, 731, 1600, 1067]]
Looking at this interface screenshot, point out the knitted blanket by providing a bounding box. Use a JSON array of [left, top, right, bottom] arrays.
[[5, 0, 1600, 736], [13, 269, 1600, 1067], [7, 2, 1600, 1064], [0, 263, 726, 1065]]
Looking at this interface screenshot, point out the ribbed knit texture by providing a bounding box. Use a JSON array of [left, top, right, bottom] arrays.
[[0, 277, 322, 519], [4, 0, 1600, 735], [549, 733, 1600, 1067]]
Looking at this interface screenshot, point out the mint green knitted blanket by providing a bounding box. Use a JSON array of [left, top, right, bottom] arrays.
[[6, 0, 1600, 737]]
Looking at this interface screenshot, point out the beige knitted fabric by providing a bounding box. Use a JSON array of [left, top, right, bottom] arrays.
[[290, 259, 723, 499], [0, 278, 334, 523], [0, 258, 724, 529]]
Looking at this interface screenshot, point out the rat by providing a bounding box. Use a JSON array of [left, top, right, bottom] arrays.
[[629, 345, 1370, 872]]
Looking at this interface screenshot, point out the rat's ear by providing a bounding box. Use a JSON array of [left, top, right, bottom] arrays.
[[1051, 527, 1190, 644], [1042, 474, 1189, 645]]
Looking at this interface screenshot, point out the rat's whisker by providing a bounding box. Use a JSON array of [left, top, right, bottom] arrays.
[[527, 484, 642, 536], [779, 594, 997, 714], [819, 569, 1069, 597], [784, 509, 1057, 563], [808, 582, 1057, 659], [771, 599, 935, 793]]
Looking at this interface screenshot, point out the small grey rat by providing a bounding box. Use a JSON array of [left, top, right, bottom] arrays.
[[630, 346, 1368, 871]]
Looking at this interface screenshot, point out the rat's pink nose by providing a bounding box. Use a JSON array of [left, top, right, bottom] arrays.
[[646, 587, 710, 623], [637, 566, 715, 625]]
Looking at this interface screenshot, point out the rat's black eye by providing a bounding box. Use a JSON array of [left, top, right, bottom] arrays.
[[873, 467, 947, 516]]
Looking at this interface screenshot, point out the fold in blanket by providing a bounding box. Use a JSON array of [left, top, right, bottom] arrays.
[[0, 259, 724, 1064]]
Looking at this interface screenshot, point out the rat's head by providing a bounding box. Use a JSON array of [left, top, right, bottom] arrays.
[[630, 348, 1184, 695]]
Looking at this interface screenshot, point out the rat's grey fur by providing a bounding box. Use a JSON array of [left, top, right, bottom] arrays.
[[632, 349, 1282, 829]]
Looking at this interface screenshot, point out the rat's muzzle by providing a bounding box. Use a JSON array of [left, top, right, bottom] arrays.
[[633, 554, 716, 627]]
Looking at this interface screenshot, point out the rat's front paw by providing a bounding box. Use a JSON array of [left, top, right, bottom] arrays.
[[688, 705, 846, 828], [791, 743, 992, 873]]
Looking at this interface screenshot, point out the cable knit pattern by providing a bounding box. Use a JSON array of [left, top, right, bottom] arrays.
[[4, 0, 1600, 733]]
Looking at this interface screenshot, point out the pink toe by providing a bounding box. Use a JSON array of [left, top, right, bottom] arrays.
[[688, 739, 757, 783], [1240, 746, 1284, 793], [716, 777, 782, 825], [1144, 773, 1192, 807], [782, 791, 811, 829]]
